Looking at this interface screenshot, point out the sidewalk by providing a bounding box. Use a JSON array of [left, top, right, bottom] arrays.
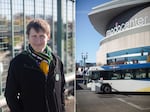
[[65, 95, 75, 112]]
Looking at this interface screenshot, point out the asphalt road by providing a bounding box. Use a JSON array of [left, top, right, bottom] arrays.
[[76, 83, 150, 112]]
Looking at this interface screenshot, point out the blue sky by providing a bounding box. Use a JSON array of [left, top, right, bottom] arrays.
[[76, 0, 111, 63]]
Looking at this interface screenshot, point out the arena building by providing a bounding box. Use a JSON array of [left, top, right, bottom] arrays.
[[88, 0, 150, 65]]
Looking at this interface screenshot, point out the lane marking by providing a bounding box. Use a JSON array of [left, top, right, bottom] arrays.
[[116, 98, 150, 110]]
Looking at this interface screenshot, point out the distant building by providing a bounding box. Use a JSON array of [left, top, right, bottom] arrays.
[[76, 62, 96, 72], [0, 0, 75, 112], [89, 0, 150, 65]]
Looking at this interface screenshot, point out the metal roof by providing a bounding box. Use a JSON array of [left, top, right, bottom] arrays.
[[88, 0, 150, 36]]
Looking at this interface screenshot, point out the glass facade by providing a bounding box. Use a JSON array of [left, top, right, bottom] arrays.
[[107, 46, 150, 65], [0, 0, 75, 112]]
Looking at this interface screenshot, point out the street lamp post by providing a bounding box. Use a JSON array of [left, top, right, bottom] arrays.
[[81, 52, 88, 84]]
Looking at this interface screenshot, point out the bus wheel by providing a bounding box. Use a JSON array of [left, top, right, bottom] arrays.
[[100, 85, 105, 91], [103, 85, 112, 93]]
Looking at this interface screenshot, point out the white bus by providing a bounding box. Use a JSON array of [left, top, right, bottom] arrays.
[[87, 63, 150, 93]]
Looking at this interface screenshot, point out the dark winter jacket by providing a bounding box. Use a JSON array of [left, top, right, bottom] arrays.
[[5, 51, 66, 112]]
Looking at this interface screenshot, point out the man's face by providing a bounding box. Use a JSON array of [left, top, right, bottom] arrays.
[[28, 28, 49, 52]]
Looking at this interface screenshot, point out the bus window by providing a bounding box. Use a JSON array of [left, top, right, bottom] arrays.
[[124, 72, 132, 79], [148, 69, 150, 78], [89, 71, 100, 80], [111, 72, 121, 80], [140, 73, 146, 78], [101, 71, 111, 80], [135, 70, 141, 78], [135, 69, 146, 79]]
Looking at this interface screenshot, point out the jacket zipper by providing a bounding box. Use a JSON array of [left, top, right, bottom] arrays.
[[45, 76, 50, 112], [24, 64, 51, 111], [24, 64, 58, 112], [53, 69, 59, 112], [53, 88, 59, 112]]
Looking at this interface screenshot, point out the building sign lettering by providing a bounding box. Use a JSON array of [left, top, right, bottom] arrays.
[[106, 16, 149, 37]]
